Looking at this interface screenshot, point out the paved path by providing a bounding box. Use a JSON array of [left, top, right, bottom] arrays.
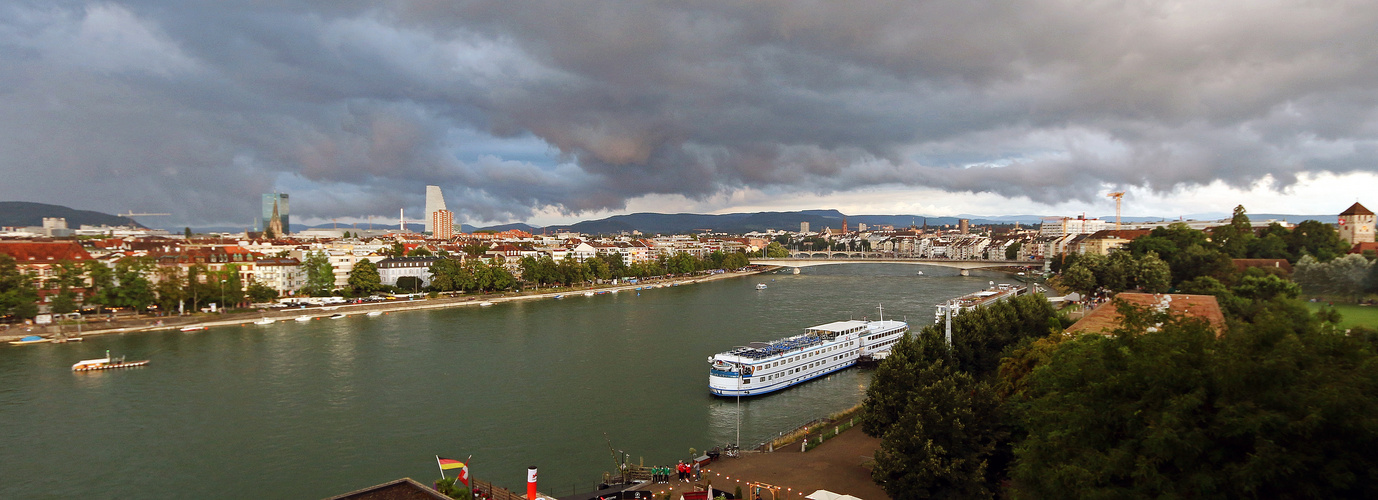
[[631, 426, 888, 500]]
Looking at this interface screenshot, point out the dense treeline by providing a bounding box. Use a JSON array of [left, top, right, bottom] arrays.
[[517, 250, 750, 287], [862, 205, 1378, 498]]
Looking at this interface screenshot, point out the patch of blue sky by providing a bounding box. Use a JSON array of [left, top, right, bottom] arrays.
[[446, 128, 558, 167]]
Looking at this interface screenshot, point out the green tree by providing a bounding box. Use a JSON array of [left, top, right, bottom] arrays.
[[246, 282, 279, 302], [1010, 303, 1378, 499], [348, 258, 383, 294], [155, 267, 187, 313], [766, 241, 790, 258], [1294, 254, 1371, 302], [407, 246, 433, 257], [0, 254, 40, 320], [84, 260, 115, 311], [721, 251, 750, 270], [1060, 263, 1096, 296], [49, 289, 79, 316], [184, 227, 192, 238], [1134, 251, 1172, 293], [461, 242, 491, 258], [302, 251, 335, 295], [1004, 241, 1022, 260], [112, 258, 155, 311], [872, 363, 1003, 499], [1288, 219, 1351, 262], [396, 276, 424, 293]]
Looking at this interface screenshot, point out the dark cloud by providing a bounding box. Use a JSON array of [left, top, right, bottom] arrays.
[[2, 0, 1376, 225]]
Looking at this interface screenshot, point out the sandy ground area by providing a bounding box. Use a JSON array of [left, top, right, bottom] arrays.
[[628, 426, 887, 500]]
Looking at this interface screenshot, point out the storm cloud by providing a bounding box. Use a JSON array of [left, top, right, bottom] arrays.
[[2, 0, 1376, 224]]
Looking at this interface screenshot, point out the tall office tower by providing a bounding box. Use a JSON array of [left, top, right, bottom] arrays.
[[432, 210, 454, 240], [424, 185, 447, 233], [261, 193, 289, 236], [959, 219, 970, 234], [1338, 202, 1375, 246], [800, 222, 810, 234]]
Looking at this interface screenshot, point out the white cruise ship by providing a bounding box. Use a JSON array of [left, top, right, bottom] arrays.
[[708, 310, 909, 397]]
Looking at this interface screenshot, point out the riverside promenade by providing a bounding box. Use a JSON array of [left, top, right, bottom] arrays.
[[627, 425, 888, 500], [1, 267, 773, 343]]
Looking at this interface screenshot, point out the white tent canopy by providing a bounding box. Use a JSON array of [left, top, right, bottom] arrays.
[[805, 490, 862, 500]]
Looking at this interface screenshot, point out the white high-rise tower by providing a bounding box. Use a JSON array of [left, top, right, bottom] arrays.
[[424, 185, 447, 233]]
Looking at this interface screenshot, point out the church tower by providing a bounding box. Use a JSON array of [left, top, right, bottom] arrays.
[[1339, 202, 1375, 247]]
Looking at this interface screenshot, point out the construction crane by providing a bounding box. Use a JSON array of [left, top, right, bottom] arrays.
[[1106, 192, 1125, 230]]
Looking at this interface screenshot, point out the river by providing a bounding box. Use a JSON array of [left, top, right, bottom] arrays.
[[0, 264, 1010, 498]]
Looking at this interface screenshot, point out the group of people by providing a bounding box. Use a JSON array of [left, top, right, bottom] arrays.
[[649, 461, 699, 483]]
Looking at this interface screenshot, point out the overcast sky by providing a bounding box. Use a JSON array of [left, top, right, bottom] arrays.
[[2, 1, 1375, 227]]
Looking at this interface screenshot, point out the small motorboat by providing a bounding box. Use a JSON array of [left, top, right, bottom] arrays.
[[553, 294, 564, 299], [180, 326, 206, 332], [916, 271, 925, 276], [9, 335, 50, 345], [756, 283, 768, 290], [254, 317, 275, 325], [51, 336, 83, 343], [479, 301, 494, 307], [328, 313, 346, 320], [366, 311, 383, 317], [584, 291, 594, 297], [295, 316, 312, 322]]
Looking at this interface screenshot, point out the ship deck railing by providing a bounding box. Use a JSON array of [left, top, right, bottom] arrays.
[[709, 368, 739, 378]]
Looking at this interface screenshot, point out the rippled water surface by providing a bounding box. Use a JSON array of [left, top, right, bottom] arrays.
[[0, 264, 1011, 498]]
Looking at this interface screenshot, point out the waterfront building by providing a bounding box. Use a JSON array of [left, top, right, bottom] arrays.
[[261, 193, 290, 236], [432, 209, 454, 240], [1038, 216, 1106, 237], [1338, 202, 1375, 246], [253, 257, 304, 295], [377, 256, 439, 289], [424, 185, 446, 234], [1073, 229, 1151, 255]]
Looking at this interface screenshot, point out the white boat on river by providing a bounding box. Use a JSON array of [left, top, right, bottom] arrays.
[[707, 306, 908, 397]]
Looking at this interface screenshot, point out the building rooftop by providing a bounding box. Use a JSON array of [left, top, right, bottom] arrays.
[[1340, 202, 1373, 216], [1067, 293, 1227, 337]]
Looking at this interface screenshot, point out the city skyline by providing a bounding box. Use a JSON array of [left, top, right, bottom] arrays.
[[1, 2, 1376, 227]]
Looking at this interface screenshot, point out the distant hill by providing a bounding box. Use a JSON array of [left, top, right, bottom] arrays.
[[0, 202, 144, 228], [155, 209, 1343, 237]]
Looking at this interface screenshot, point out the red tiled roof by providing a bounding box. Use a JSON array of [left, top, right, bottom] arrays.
[[1067, 293, 1227, 337], [0, 241, 93, 262]]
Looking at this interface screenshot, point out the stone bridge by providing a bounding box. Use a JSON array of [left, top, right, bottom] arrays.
[[750, 255, 1042, 271]]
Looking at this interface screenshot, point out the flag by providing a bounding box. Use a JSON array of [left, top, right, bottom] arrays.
[[438, 456, 470, 486], [438, 457, 466, 470]]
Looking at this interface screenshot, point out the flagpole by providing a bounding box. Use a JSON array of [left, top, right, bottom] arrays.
[[465, 454, 473, 490], [437, 455, 446, 480]]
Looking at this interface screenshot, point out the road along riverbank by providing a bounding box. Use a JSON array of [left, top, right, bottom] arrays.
[[0, 267, 775, 343]]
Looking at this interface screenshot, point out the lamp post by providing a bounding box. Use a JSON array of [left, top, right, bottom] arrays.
[[219, 279, 226, 313]]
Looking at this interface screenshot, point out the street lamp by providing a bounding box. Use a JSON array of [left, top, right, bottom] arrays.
[[219, 279, 226, 313]]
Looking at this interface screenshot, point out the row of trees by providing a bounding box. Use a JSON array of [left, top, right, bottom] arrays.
[[518, 250, 753, 287], [0, 254, 256, 320], [1293, 253, 1378, 302]]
